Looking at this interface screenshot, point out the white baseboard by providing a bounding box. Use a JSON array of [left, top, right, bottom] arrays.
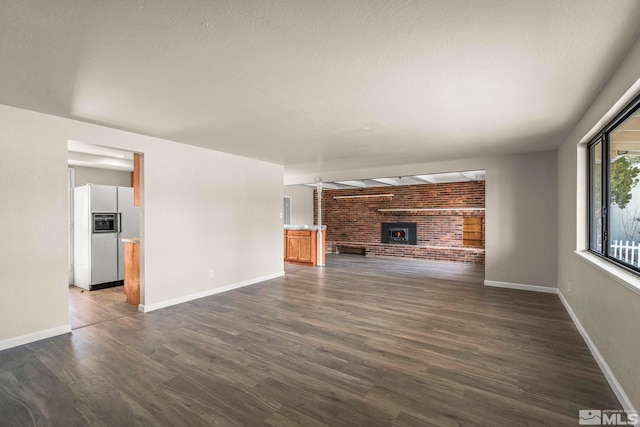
[[484, 280, 559, 294], [0, 324, 72, 352], [485, 279, 634, 410], [557, 291, 636, 412], [139, 271, 285, 313]]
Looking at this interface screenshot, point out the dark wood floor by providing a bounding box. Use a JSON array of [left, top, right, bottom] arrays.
[[0, 255, 619, 426], [69, 285, 139, 330]]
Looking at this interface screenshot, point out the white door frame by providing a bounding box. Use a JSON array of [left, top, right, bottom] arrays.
[[68, 168, 75, 285]]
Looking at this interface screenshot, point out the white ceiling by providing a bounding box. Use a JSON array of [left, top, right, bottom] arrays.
[[2, 1, 640, 178]]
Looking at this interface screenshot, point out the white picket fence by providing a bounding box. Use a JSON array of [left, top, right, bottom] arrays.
[[610, 240, 640, 266]]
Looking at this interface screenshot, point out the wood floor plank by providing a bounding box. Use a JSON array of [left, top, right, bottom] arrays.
[[68, 285, 139, 330], [0, 254, 622, 426]]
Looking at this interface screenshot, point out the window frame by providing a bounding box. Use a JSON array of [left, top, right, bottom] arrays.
[[588, 137, 605, 253], [587, 93, 640, 275]]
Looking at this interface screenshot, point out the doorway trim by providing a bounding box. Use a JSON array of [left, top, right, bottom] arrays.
[[68, 167, 75, 285]]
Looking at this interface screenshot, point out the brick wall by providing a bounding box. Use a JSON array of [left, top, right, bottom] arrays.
[[313, 182, 485, 264]]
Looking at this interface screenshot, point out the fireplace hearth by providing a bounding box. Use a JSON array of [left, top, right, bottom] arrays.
[[381, 223, 417, 245]]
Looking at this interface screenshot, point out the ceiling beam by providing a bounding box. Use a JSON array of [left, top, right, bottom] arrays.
[[371, 178, 398, 186], [336, 180, 367, 188], [460, 172, 475, 181], [305, 183, 339, 189], [412, 175, 435, 184]]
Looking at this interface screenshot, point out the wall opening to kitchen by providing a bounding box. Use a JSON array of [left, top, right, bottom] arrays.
[[67, 141, 143, 329]]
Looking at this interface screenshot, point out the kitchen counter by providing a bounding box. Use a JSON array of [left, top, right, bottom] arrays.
[[283, 224, 327, 231], [121, 237, 140, 244], [283, 227, 325, 266]]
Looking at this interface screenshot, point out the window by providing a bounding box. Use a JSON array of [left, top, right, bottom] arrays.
[[283, 196, 292, 225], [588, 95, 640, 273]]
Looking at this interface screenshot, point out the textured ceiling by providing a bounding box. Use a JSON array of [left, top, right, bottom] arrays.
[[2, 1, 640, 178]]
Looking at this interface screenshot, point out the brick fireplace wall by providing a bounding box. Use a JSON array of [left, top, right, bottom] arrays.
[[313, 181, 485, 264]]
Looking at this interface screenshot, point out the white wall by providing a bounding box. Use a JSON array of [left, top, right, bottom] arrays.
[[283, 185, 314, 225], [485, 151, 558, 287], [141, 141, 283, 308], [286, 150, 559, 290], [558, 35, 640, 409], [72, 166, 132, 187], [0, 104, 284, 346], [0, 110, 69, 344]]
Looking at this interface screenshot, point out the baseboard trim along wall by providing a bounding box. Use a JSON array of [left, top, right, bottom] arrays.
[[557, 291, 636, 412], [484, 279, 634, 412], [139, 271, 286, 313], [483, 280, 559, 294], [0, 324, 72, 352]]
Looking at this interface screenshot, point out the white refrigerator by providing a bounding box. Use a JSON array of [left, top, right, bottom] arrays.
[[73, 184, 140, 290]]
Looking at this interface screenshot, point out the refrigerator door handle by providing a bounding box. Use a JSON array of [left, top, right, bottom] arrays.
[[118, 213, 122, 233]]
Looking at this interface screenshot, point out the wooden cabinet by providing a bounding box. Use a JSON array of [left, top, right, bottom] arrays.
[[123, 239, 140, 305], [462, 217, 483, 247], [132, 153, 141, 206], [287, 233, 312, 262], [284, 229, 325, 266]]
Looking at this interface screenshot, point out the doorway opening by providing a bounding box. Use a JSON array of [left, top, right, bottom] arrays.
[[67, 141, 143, 329], [285, 170, 486, 282]]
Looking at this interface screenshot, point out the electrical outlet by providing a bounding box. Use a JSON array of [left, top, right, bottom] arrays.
[[568, 281, 571, 292], [208, 270, 214, 278]]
